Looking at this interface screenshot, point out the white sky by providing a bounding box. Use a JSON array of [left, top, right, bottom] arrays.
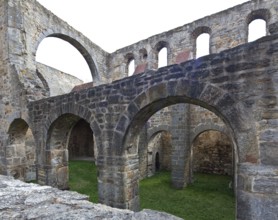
[[36, 0, 250, 82]]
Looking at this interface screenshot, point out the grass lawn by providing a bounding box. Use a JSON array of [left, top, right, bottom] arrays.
[[69, 160, 98, 203], [140, 171, 235, 220], [69, 160, 235, 219]]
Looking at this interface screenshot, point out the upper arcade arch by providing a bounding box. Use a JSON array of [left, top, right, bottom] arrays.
[[35, 33, 100, 82], [246, 9, 270, 42], [3, 0, 110, 102], [191, 26, 211, 58], [154, 41, 170, 69]]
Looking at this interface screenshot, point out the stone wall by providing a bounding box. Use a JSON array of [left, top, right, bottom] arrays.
[[107, 0, 278, 81], [36, 62, 83, 97], [193, 130, 233, 175], [0, 0, 278, 218], [27, 33, 278, 215], [0, 175, 182, 220]]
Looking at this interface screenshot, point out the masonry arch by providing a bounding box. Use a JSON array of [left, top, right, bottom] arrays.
[[113, 78, 259, 210], [36, 37, 92, 83], [190, 123, 229, 143], [246, 9, 271, 42], [146, 129, 172, 177], [35, 33, 100, 82], [154, 41, 170, 68], [191, 26, 212, 58], [45, 113, 97, 190], [147, 125, 171, 140], [139, 48, 148, 61], [6, 119, 36, 182]]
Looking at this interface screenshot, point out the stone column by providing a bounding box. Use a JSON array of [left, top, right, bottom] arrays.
[[170, 104, 192, 188], [237, 163, 278, 220], [97, 154, 140, 211]]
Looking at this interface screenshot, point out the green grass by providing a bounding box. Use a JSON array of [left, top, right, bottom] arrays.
[[140, 171, 235, 220], [68, 160, 98, 202], [69, 160, 235, 219]]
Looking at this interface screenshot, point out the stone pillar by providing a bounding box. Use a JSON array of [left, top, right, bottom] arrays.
[[45, 149, 69, 190], [237, 163, 278, 220], [97, 154, 140, 211], [170, 104, 191, 188], [138, 125, 148, 179]]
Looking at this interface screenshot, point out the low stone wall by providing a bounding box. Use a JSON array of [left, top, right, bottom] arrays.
[[0, 175, 182, 220]]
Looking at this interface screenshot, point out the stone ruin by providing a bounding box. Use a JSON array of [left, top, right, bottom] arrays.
[[0, 0, 278, 219]]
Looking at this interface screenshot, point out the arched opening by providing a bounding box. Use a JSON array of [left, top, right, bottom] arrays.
[[7, 119, 36, 182], [139, 48, 148, 61], [46, 114, 98, 202], [155, 152, 160, 172], [143, 130, 172, 178], [124, 99, 237, 218], [36, 37, 93, 83], [248, 19, 267, 42], [128, 59, 135, 76], [68, 119, 95, 161], [196, 33, 210, 58], [125, 53, 135, 77], [158, 47, 167, 68]]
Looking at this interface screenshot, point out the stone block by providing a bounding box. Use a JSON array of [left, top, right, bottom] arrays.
[[253, 177, 278, 194], [260, 142, 278, 165], [57, 166, 68, 189]]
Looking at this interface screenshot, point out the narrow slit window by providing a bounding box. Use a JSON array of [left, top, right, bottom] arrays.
[[128, 59, 135, 76], [158, 47, 167, 68]]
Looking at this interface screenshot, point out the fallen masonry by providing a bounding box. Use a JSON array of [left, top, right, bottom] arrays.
[[0, 175, 182, 220]]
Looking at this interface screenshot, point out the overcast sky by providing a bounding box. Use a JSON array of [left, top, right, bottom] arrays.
[[36, 0, 250, 82]]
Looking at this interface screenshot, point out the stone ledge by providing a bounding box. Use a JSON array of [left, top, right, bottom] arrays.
[[0, 175, 182, 220]]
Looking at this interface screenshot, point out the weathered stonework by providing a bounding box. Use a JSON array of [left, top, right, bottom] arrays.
[[192, 130, 233, 175], [36, 62, 83, 97], [0, 175, 181, 220], [0, 0, 278, 219]]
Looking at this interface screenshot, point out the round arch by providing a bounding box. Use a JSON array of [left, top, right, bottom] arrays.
[[147, 125, 171, 140], [190, 123, 230, 143], [45, 113, 97, 189], [119, 80, 257, 163], [115, 81, 254, 211], [191, 26, 212, 58], [245, 9, 271, 42], [35, 32, 100, 82], [146, 129, 172, 177], [6, 118, 36, 181], [37, 102, 101, 190], [153, 41, 171, 68]]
